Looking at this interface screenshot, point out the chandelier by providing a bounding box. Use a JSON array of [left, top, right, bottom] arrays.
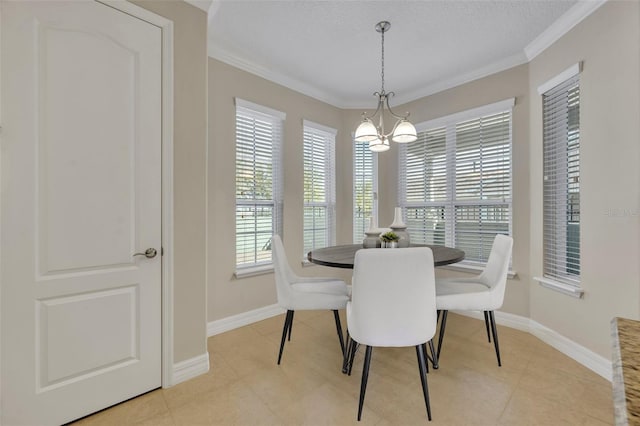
[[354, 21, 417, 152]]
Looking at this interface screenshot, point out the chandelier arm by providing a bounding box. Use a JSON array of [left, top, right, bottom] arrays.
[[383, 92, 410, 120], [359, 92, 384, 121]]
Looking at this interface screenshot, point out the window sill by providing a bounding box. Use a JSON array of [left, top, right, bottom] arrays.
[[441, 261, 517, 279], [234, 264, 274, 279], [534, 276, 584, 298]]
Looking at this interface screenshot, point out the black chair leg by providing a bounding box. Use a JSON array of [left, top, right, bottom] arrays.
[[483, 311, 492, 343], [277, 310, 294, 365], [489, 311, 502, 367], [288, 311, 295, 341], [416, 344, 433, 421], [422, 343, 429, 374], [333, 310, 345, 355], [342, 331, 350, 373], [436, 310, 448, 362], [348, 339, 359, 376], [428, 339, 438, 370], [357, 346, 373, 421]]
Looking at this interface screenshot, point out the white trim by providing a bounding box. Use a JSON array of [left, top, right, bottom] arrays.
[[391, 52, 527, 108], [234, 264, 274, 279], [453, 310, 612, 381], [303, 119, 338, 136], [537, 62, 583, 95], [210, 46, 527, 110], [98, 0, 176, 390], [530, 318, 611, 381], [534, 276, 584, 298], [442, 262, 517, 279], [183, 0, 212, 13], [235, 97, 286, 120], [415, 98, 515, 132], [207, 304, 285, 336], [211, 46, 341, 108], [525, 0, 607, 61], [172, 353, 210, 386]]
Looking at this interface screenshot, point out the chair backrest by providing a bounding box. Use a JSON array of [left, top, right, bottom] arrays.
[[478, 234, 513, 306], [271, 235, 298, 307], [349, 248, 437, 347]]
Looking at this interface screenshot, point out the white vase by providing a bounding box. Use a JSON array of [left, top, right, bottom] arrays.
[[389, 207, 410, 248], [362, 217, 381, 248]]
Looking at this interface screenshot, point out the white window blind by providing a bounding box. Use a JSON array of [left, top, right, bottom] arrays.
[[399, 102, 512, 264], [235, 100, 284, 269], [303, 121, 336, 256], [542, 74, 580, 286], [454, 112, 511, 261], [399, 127, 448, 246], [353, 140, 377, 243]]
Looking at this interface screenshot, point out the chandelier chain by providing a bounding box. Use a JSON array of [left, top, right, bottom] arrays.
[[380, 26, 385, 93]]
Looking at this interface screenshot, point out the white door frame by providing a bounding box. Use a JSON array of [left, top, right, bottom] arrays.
[[97, 0, 175, 388]]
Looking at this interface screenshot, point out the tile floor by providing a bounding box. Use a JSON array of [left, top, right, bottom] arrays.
[[73, 312, 614, 425]]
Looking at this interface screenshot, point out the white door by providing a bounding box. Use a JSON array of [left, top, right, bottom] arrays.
[[1, 1, 163, 424]]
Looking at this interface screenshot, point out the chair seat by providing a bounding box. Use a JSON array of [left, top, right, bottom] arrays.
[[288, 279, 349, 310], [436, 278, 497, 311]]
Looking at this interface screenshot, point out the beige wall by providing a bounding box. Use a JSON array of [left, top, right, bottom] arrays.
[[208, 59, 353, 321], [131, 0, 208, 363], [207, 0, 640, 363], [208, 58, 531, 321], [528, 0, 640, 358]]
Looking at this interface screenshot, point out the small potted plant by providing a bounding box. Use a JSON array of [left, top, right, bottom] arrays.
[[380, 231, 400, 248]]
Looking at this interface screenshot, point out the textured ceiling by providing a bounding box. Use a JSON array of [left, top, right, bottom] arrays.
[[207, 0, 582, 108]]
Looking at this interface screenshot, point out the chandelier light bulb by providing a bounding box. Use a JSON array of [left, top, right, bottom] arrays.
[[355, 119, 379, 143], [392, 120, 418, 143]]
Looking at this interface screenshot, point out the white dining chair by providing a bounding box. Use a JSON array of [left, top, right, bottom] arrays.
[[271, 235, 350, 365], [435, 234, 513, 367], [346, 248, 437, 421]]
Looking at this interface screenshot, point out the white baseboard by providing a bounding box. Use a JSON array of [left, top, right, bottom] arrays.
[[205, 304, 612, 383], [171, 353, 210, 386], [529, 320, 612, 381], [452, 309, 612, 382], [207, 303, 285, 336]]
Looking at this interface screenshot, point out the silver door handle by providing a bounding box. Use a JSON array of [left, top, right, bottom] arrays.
[[133, 248, 157, 259]]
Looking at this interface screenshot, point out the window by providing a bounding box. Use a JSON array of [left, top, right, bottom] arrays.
[[398, 99, 514, 265], [353, 140, 378, 243], [235, 99, 284, 271], [542, 73, 581, 286], [303, 121, 336, 256]]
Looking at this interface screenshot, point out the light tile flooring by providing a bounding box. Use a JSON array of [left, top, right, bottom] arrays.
[[74, 312, 613, 425]]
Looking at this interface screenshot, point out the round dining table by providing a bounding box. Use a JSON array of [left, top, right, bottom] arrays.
[[307, 243, 465, 269]]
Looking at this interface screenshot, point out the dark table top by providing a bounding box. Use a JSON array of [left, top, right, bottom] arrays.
[[307, 244, 465, 269]]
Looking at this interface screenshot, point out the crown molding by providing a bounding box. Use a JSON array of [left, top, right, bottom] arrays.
[[389, 52, 528, 108], [183, 0, 212, 13], [208, 45, 351, 108], [524, 0, 607, 61], [209, 0, 606, 110]]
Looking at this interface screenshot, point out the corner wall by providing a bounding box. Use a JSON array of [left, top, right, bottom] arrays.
[[528, 0, 640, 358], [207, 59, 353, 321], [131, 0, 209, 364]]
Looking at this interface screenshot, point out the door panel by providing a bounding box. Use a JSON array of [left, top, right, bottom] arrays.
[[1, 1, 163, 424]]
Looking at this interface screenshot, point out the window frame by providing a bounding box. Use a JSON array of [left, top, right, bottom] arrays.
[[353, 137, 379, 243], [302, 120, 337, 259], [398, 98, 515, 267], [234, 98, 285, 277], [534, 63, 583, 298]]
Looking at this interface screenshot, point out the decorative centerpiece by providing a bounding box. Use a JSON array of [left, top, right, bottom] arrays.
[[389, 207, 410, 248], [363, 217, 382, 248], [380, 231, 400, 248]]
